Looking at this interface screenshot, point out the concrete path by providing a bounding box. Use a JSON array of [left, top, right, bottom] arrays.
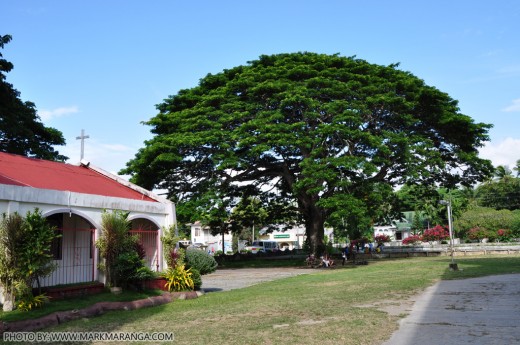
[[201, 267, 312, 292], [383, 274, 520, 345]]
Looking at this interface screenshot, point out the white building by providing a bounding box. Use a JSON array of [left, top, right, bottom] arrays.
[[189, 221, 233, 254], [373, 225, 398, 240], [373, 225, 412, 242], [0, 152, 175, 293], [256, 225, 332, 250], [257, 225, 305, 250]]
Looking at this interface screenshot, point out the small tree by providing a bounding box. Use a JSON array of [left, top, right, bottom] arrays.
[[96, 210, 138, 288], [421, 225, 449, 243], [0, 213, 25, 311], [374, 234, 391, 246], [161, 224, 184, 269], [411, 211, 423, 235], [402, 235, 423, 245], [21, 210, 58, 293], [0, 209, 58, 311]]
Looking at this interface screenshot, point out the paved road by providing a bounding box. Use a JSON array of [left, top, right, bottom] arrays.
[[383, 274, 520, 345]]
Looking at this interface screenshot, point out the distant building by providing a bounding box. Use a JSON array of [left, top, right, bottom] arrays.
[[257, 225, 306, 250], [373, 225, 399, 241], [257, 225, 333, 250], [189, 221, 233, 254], [374, 224, 414, 242]]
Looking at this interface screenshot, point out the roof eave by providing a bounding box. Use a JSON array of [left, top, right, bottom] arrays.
[[82, 163, 172, 205]]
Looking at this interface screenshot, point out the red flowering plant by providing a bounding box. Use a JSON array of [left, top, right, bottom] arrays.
[[422, 225, 449, 243], [402, 235, 422, 245], [374, 234, 391, 246], [496, 229, 512, 242], [467, 227, 489, 241]]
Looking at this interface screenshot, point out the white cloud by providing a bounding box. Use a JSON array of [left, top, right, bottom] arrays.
[[479, 137, 520, 168], [38, 106, 79, 121], [502, 98, 520, 112]]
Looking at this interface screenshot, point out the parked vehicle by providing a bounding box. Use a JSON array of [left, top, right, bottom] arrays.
[[245, 240, 279, 254], [178, 240, 191, 248]]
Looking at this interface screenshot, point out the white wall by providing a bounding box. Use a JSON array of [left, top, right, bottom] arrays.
[[0, 184, 176, 289], [259, 225, 306, 250], [190, 223, 232, 246]]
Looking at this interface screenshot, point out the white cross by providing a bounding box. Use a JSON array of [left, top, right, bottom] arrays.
[[76, 129, 90, 160]]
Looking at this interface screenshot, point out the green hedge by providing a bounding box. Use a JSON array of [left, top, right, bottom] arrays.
[[185, 249, 218, 275]]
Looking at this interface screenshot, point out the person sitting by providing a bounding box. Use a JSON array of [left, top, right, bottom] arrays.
[[306, 254, 316, 267], [321, 254, 334, 268]]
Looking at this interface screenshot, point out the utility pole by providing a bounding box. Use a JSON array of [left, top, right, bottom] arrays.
[[439, 199, 458, 270], [76, 129, 89, 160]]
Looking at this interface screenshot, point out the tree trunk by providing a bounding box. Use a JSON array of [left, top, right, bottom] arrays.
[[303, 201, 326, 256], [2, 288, 14, 312]]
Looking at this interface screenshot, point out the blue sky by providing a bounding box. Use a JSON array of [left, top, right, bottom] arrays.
[[2, 0, 520, 175]]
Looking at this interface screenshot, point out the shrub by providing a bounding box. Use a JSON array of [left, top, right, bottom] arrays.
[[422, 225, 449, 242], [16, 293, 49, 311], [162, 265, 194, 292], [455, 207, 517, 238], [0, 210, 59, 311], [113, 251, 148, 288], [402, 235, 422, 245], [161, 225, 183, 268], [190, 268, 202, 290], [374, 234, 391, 245], [134, 266, 157, 281], [512, 210, 520, 237], [496, 229, 512, 242], [185, 249, 218, 275], [467, 227, 490, 241], [167, 247, 186, 269]]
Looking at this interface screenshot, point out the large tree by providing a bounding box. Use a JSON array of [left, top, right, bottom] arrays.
[[122, 52, 493, 254], [0, 35, 66, 161], [476, 175, 520, 211]]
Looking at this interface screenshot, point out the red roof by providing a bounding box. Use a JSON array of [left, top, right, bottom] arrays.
[[0, 152, 156, 202]]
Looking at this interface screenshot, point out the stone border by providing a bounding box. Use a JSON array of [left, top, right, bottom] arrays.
[[0, 291, 203, 334]]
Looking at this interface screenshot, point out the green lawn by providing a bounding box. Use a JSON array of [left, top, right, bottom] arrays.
[[6, 255, 520, 345]]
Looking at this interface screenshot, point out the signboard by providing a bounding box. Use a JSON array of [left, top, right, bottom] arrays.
[[274, 234, 290, 239]]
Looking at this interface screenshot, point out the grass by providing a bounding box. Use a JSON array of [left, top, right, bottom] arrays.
[[4, 255, 520, 345], [0, 289, 163, 323]]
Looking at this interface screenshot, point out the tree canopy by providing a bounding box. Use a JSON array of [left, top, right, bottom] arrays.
[[122, 52, 493, 254], [0, 35, 66, 161], [476, 174, 520, 211]]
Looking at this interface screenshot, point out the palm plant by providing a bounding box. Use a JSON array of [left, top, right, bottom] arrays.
[[96, 210, 133, 288], [494, 165, 513, 180], [514, 159, 520, 177]]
